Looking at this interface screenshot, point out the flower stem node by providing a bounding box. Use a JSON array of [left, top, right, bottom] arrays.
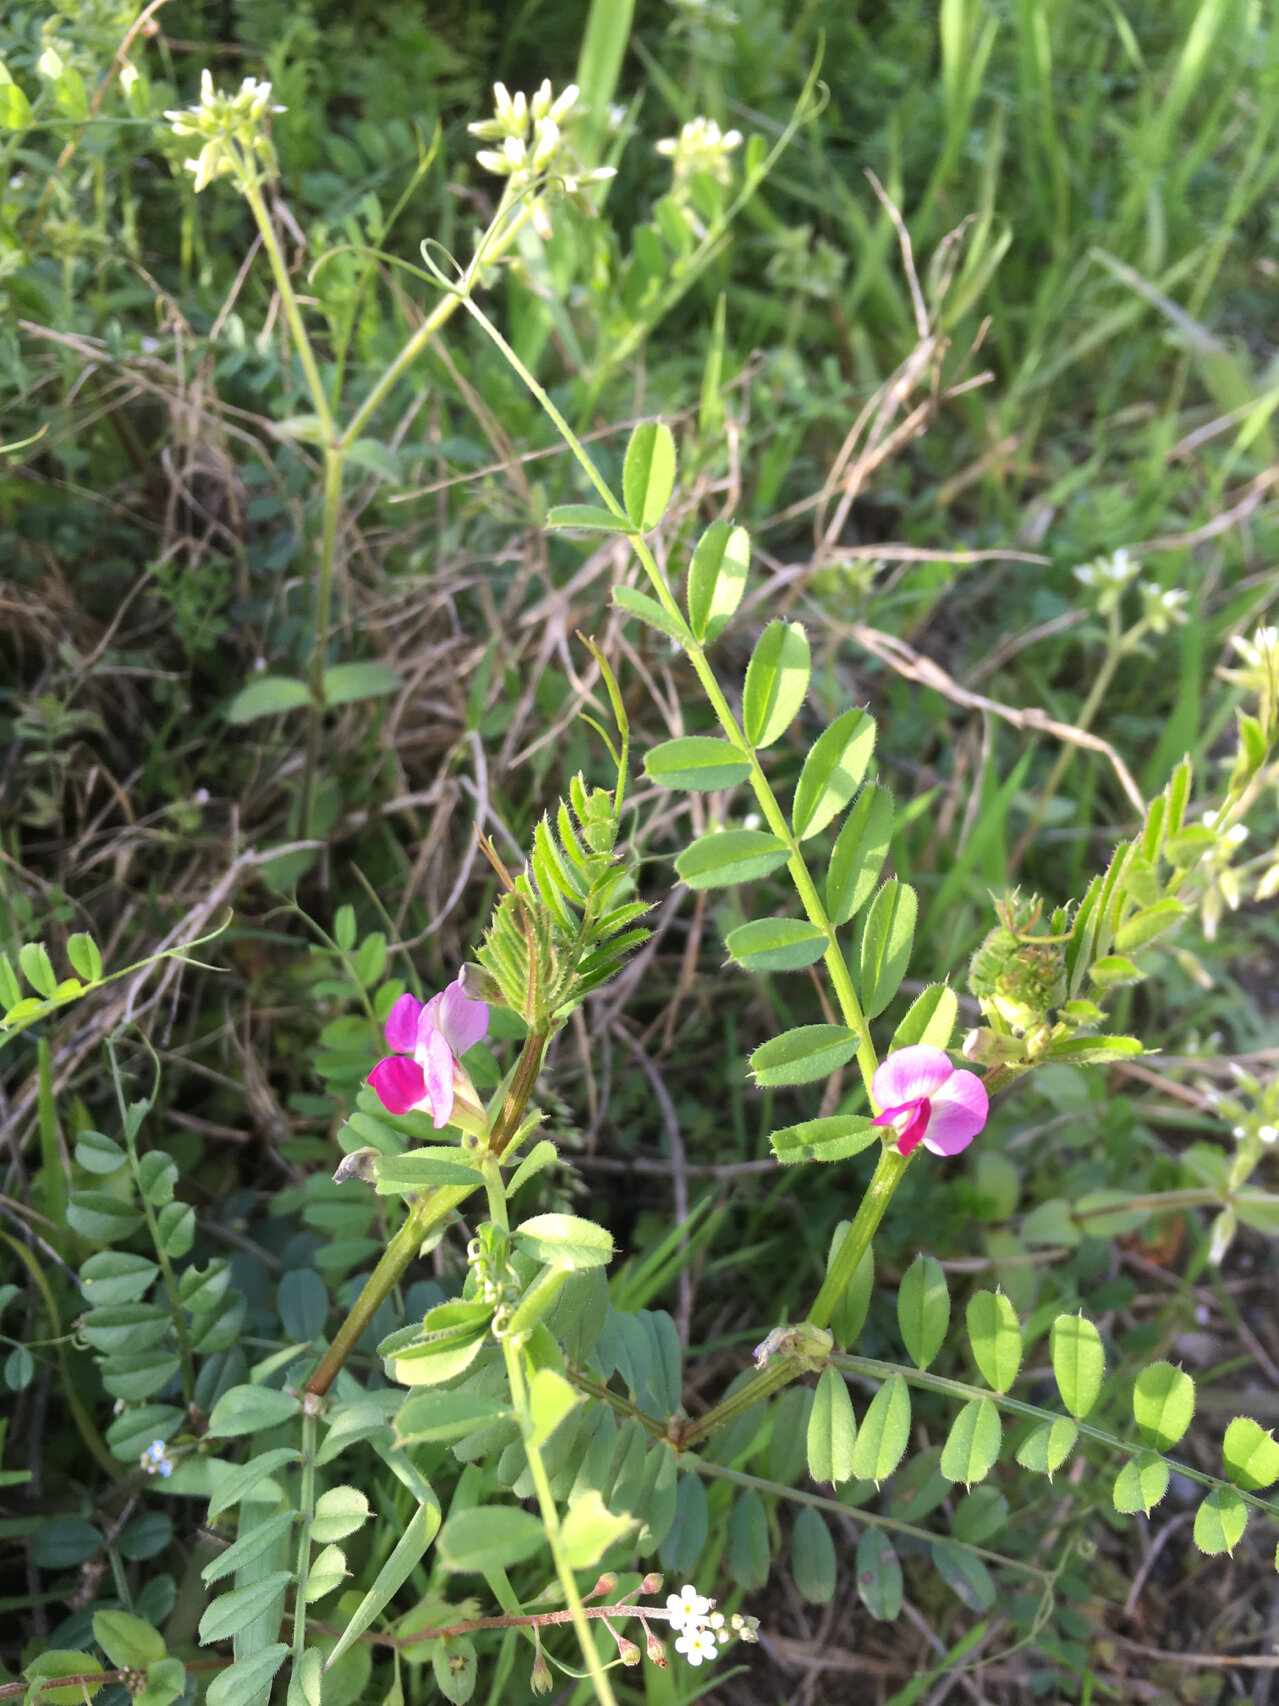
[[751, 1321, 833, 1371], [302, 1388, 326, 1419]]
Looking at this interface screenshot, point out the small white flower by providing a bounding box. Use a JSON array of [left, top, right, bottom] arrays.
[[1260, 1125, 1277, 1145], [1227, 823, 1249, 845], [674, 1627, 718, 1666], [666, 1584, 711, 1630], [1202, 810, 1219, 828]]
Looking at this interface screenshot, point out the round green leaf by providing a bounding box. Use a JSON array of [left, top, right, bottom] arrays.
[[742, 620, 810, 749], [899, 1255, 950, 1370], [792, 709, 877, 840], [1015, 1417, 1077, 1478], [851, 1376, 911, 1483], [966, 1290, 1023, 1392], [643, 736, 751, 792], [1194, 1486, 1248, 1555], [1113, 1452, 1169, 1515], [858, 880, 918, 1019], [514, 1213, 613, 1270], [1223, 1415, 1279, 1491], [92, 1611, 165, 1670], [725, 916, 827, 972], [66, 1191, 143, 1243], [1132, 1362, 1195, 1452], [806, 1366, 856, 1485], [687, 520, 750, 642], [1050, 1313, 1105, 1418], [622, 420, 677, 531], [311, 1486, 371, 1544], [438, 1506, 546, 1572], [750, 1024, 861, 1087], [674, 828, 790, 888], [206, 1384, 302, 1439], [791, 1506, 836, 1604], [940, 1397, 1001, 1486], [856, 1528, 902, 1622]]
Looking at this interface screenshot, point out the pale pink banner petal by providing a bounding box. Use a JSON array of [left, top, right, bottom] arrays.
[[435, 977, 490, 1056], [872, 1044, 953, 1111], [922, 1070, 989, 1156], [384, 992, 423, 1054], [368, 1055, 428, 1115]]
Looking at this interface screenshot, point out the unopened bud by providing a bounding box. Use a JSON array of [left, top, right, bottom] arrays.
[[586, 1572, 617, 1601], [332, 1147, 379, 1185], [639, 1572, 663, 1596], [646, 1631, 667, 1667], [529, 1650, 552, 1695], [615, 1638, 641, 1667], [459, 962, 504, 1004]]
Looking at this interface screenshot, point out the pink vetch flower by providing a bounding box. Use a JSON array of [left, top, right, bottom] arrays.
[[871, 1045, 989, 1158], [367, 976, 489, 1128]]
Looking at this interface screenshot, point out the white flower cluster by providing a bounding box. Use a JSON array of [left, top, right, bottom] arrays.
[[656, 116, 742, 195], [1138, 581, 1190, 634], [139, 1438, 174, 1477], [664, 1583, 757, 1665], [468, 80, 615, 238], [165, 70, 285, 193], [1074, 547, 1139, 591]]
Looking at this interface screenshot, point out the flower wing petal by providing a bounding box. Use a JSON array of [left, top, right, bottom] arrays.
[[435, 977, 490, 1056], [385, 992, 424, 1054], [368, 1055, 428, 1115], [423, 1027, 455, 1130], [872, 1045, 953, 1111], [922, 1069, 989, 1156]]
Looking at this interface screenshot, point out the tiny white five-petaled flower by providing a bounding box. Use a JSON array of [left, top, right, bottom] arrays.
[[674, 1627, 718, 1666], [665, 1584, 711, 1630]]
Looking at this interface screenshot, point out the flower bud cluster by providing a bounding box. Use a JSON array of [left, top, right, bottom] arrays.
[[656, 117, 742, 198], [468, 80, 615, 239], [164, 70, 285, 193]]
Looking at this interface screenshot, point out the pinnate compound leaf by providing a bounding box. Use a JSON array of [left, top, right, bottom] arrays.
[[858, 880, 917, 1019], [806, 1366, 856, 1485], [850, 1376, 911, 1483], [623, 420, 676, 530], [891, 985, 958, 1053], [725, 917, 827, 972], [792, 709, 876, 841], [1113, 1453, 1170, 1515], [742, 621, 810, 749], [1223, 1416, 1279, 1491], [1133, 1362, 1195, 1452], [560, 1490, 635, 1570], [898, 1256, 949, 1369], [675, 828, 789, 888], [940, 1398, 1001, 1486], [1194, 1487, 1248, 1555], [750, 1025, 860, 1087], [1050, 1314, 1105, 1418], [226, 676, 312, 724], [966, 1291, 1023, 1392], [791, 1506, 836, 1604], [856, 1528, 902, 1621], [826, 784, 894, 925], [644, 736, 750, 791], [687, 520, 750, 642], [1015, 1417, 1077, 1478], [770, 1116, 878, 1164]]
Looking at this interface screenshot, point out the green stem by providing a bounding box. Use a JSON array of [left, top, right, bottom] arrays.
[[300, 445, 345, 834], [305, 1026, 549, 1397], [458, 299, 880, 1101], [807, 1143, 910, 1329], [241, 179, 336, 442], [291, 1406, 318, 1661], [673, 1352, 808, 1453], [503, 1340, 620, 1706]]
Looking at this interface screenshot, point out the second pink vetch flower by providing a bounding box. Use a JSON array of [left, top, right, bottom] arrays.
[[871, 1044, 988, 1158], [367, 975, 489, 1128]]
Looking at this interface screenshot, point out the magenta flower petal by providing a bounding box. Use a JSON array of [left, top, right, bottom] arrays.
[[422, 1027, 455, 1130], [872, 1045, 954, 1112], [433, 977, 490, 1057], [921, 1069, 989, 1156], [385, 993, 424, 1054], [368, 1054, 428, 1115]]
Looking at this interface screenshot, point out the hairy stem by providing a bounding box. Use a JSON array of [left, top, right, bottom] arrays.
[[807, 1142, 910, 1329], [291, 1406, 318, 1661]]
